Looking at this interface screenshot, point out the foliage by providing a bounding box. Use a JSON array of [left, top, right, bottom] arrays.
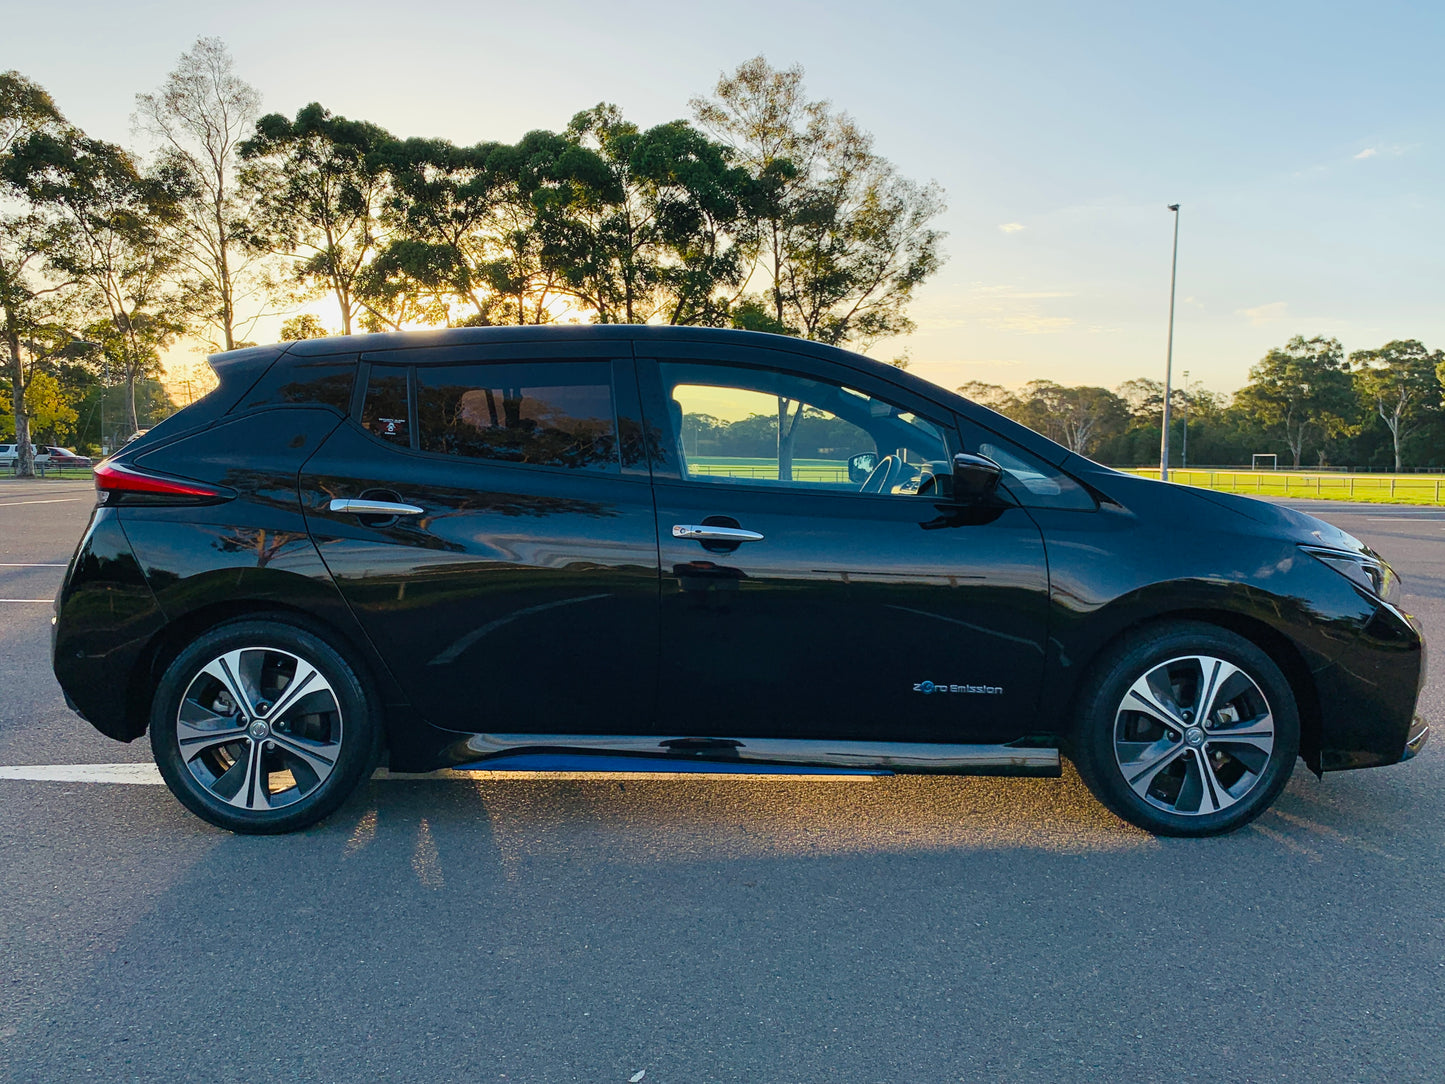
[[135, 37, 265, 351], [1350, 340, 1444, 472], [1229, 336, 1354, 468]]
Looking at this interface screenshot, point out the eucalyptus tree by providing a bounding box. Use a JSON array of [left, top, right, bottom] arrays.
[[1232, 335, 1355, 468], [135, 37, 263, 351], [691, 56, 945, 349], [240, 104, 392, 335], [1350, 339, 1444, 471], [7, 128, 188, 437], [1, 70, 79, 475]]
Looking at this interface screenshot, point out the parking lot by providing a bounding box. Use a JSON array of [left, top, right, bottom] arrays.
[[2, 477, 1443, 1082]]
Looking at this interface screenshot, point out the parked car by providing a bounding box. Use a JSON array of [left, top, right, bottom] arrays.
[[2, 444, 93, 470], [52, 328, 1429, 835]]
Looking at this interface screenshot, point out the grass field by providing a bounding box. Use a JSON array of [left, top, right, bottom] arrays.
[[687, 456, 851, 483], [1125, 467, 1445, 505]]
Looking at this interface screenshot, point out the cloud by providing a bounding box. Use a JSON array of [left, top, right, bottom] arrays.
[[1238, 301, 1289, 326], [1354, 147, 1377, 159], [997, 222, 1026, 233], [914, 283, 1077, 335]]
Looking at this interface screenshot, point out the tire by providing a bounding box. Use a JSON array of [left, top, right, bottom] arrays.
[[1070, 621, 1299, 837], [149, 618, 380, 834]]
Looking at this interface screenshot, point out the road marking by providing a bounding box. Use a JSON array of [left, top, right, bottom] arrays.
[[0, 763, 163, 784], [0, 599, 52, 603], [0, 498, 84, 507], [0, 562, 66, 567]]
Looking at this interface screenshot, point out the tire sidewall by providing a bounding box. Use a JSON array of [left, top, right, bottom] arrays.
[[150, 619, 377, 834], [1074, 623, 1300, 837]]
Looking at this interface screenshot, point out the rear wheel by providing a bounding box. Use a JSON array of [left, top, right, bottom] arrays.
[[150, 619, 379, 834], [1071, 622, 1299, 836]]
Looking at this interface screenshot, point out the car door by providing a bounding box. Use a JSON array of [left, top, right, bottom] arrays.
[[638, 346, 1052, 746], [300, 344, 659, 735]]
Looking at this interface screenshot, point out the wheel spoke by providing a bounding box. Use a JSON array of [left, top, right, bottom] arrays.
[[262, 661, 324, 723], [1121, 741, 1186, 798], [1192, 748, 1234, 813], [1193, 657, 1243, 726], [1206, 715, 1275, 756], [176, 714, 248, 758], [201, 650, 259, 718], [1124, 672, 1184, 729], [268, 732, 337, 780]]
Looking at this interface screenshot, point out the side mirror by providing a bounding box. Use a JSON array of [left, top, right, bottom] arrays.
[[847, 452, 878, 484], [952, 452, 1003, 499]]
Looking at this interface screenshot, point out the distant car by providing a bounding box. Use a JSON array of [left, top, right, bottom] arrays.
[[52, 326, 1429, 837], [37, 446, 93, 469], [2, 444, 93, 470]]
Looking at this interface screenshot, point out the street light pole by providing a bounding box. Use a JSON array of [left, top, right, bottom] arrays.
[[1160, 204, 1181, 481], [1181, 369, 1189, 470]]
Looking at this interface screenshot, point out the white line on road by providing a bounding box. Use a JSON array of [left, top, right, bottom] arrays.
[[0, 562, 66, 567], [0, 498, 84, 507], [0, 763, 163, 784], [0, 599, 52, 603]]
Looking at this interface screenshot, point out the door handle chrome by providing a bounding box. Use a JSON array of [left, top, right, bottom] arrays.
[[672, 524, 765, 543], [329, 498, 425, 516]]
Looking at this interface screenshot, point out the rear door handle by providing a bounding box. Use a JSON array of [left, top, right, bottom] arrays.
[[329, 498, 425, 517], [672, 524, 765, 543]]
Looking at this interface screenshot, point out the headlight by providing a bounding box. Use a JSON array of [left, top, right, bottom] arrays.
[[1301, 546, 1401, 605]]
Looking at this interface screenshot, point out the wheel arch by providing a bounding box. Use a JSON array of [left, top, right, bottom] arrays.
[[1061, 607, 1322, 775], [122, 599, 401, 753]]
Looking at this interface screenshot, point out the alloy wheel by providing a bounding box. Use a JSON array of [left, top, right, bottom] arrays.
[[175, 646, 344, 812], [1111, 654, 1276, 817]]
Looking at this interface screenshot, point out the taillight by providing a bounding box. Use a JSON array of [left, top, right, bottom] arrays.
[[94, 461, 233, 506]]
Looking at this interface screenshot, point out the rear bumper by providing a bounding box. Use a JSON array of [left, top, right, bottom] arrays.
[[1401, 716, 1430, 761]]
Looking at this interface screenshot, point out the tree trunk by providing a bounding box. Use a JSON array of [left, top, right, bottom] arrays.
[[4, 309, 34, 478]]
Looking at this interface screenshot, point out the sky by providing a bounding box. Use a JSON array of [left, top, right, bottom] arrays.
[[6, 0, 1443, 398]]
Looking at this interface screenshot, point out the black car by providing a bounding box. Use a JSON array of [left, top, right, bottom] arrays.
[[52, 326, 1428, 836]]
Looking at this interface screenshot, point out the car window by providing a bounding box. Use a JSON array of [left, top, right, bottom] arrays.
[[361, 364, 410, 445], [658, 361, 951, 496], [415, 361, 619, 472], [959, 419, 1096, 510]]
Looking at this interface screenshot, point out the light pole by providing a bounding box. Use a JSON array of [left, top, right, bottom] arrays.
[[1160, 204, 1181, 480], [1181, 369, 1189, 470]]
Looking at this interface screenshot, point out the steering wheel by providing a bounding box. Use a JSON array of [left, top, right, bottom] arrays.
[[859, 454, 900, 494]]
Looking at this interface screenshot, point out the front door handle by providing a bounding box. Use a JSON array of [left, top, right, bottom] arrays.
[[672, 524, 765, 543], [330, 498, 425, 517]]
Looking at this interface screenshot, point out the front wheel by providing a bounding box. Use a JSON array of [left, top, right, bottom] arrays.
[[1071, 622, 1300, 837], [150, 619, 380, 834]]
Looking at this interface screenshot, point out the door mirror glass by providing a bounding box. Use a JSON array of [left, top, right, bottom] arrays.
[[847, 452, 877, 484], [952, 452, 1004, 499]]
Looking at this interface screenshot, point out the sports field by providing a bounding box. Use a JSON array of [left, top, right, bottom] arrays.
[[1126, 468, 1445, 506]]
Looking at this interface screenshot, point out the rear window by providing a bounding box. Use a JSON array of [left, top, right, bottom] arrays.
[[415, 361, 618, 472]]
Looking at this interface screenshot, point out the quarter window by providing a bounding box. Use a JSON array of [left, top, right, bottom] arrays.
[[361, 364, 410, 444], [415, 361, 619, 471]]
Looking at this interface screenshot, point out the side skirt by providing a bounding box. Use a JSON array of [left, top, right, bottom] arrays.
[[443, 734, 1061, 778]]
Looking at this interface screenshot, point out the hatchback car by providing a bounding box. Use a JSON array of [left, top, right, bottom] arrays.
[[52, 327, 1428, 835], [3, 444, 93, 470]]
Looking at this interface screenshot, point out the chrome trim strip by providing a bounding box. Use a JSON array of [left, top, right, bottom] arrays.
[[672, 524, 766, 543], [329, 498, 424, 516], [455, 733, 1060, 775]]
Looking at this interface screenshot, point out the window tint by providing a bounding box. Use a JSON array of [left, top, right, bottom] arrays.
[[960, 420, 1096, 510], [659, 361, 951, 496], [362, 364, 410, 445], [237, 358, 356, 413], [416, 361, 618, 471]]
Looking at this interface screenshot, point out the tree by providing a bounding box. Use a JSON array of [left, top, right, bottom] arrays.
[[135, 37, 264, 352], [692, 57, 945, 350], [278, 312, 331, 340], [1350, 339, 1443, 471], [240, 104, 392, 334], [8, 129, 188, 436], [24, 368, 77, 442], [1232, 336, 1354, 468], [1014, 381, 1128, 457], [1, 70, 79, 476]]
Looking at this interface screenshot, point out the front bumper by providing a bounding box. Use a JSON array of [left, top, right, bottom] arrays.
[[1401, 716, 1430, 761]]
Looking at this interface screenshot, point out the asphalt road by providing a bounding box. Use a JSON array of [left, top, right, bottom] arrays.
[[2, 479, 1442, 1083]]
